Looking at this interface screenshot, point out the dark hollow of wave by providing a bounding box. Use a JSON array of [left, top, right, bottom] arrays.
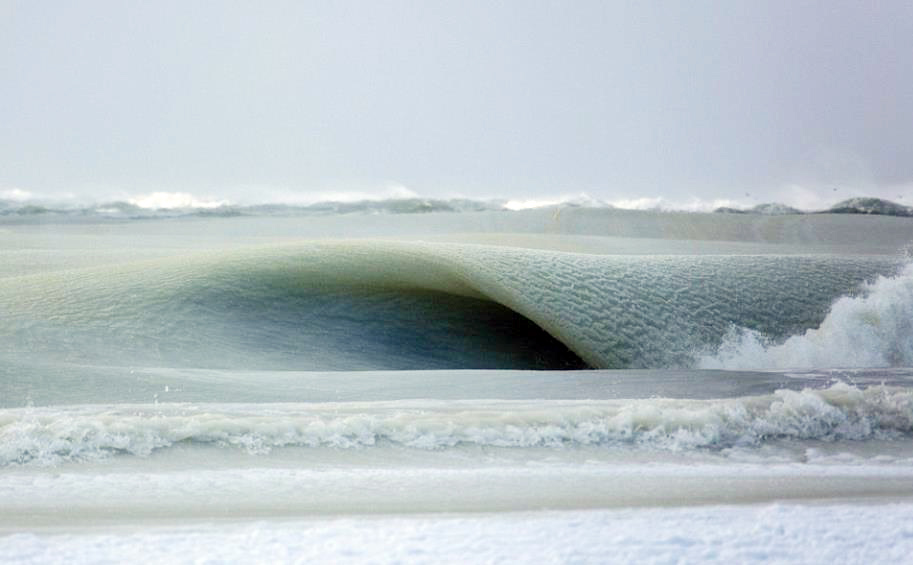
[[184, 286, 592, 371], [14, 283, 590, 371]]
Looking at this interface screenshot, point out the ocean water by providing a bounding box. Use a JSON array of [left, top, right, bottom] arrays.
[[2, 204, 913, 562]]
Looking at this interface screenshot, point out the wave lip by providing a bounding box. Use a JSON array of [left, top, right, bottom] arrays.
[[3, 384, 911, 466]]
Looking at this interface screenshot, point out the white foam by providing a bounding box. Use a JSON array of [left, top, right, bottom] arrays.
[[701, 263, 913, 369], [502, 192, 608, 210], [3, 385, 911, 466], [128, 192, 229, 209]]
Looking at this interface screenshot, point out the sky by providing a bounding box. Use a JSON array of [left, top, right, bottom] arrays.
[[1, 0, 912, 210]]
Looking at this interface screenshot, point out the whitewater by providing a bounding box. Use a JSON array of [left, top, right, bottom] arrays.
[[2, 202, 913, 563]]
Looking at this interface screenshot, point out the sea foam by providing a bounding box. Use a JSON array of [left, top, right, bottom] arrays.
[[3, 384, 911, 466], [701, 263, 913, 369]]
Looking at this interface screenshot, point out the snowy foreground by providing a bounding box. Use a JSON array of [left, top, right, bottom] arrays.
[[3, 502, 912, 564]]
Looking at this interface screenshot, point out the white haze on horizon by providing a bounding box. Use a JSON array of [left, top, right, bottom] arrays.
[[4, 183, 912, 214]]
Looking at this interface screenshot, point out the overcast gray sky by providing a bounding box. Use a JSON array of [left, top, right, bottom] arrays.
[[2, 0, 912, 208]]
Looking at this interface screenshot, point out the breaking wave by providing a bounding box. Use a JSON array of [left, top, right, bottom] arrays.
[[3, 384, 911, 466], [701, 263, 913, 369], [0, 241, 900, 371]]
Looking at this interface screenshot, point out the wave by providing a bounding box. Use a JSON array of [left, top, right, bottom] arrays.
[[2, 384, 910, 466], [0, 240, 900, 371], [714, 203, 803, 215], [826, 197, 913, 217], [714, 198, 913, 217]]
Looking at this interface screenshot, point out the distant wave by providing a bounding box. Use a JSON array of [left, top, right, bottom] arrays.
[[713, 203, 804, 215], [3, 194, 913, 220], [0, 197, 508, 220], [824, 197, 913, 217], [715, 198, 913, 217], [3, 384, 911, 466]]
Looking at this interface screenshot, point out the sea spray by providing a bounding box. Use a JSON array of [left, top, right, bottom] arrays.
[[700, 263, 913, 369]]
